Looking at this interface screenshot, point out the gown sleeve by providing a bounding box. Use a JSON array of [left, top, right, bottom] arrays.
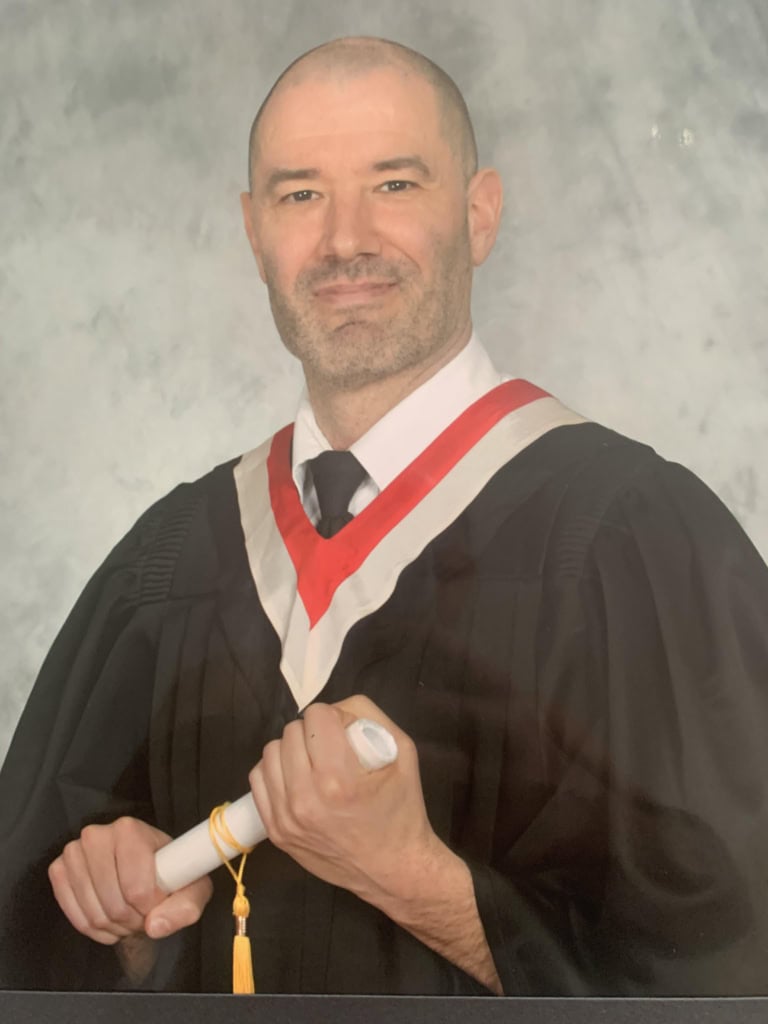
[[0, 485, 196, 990], [469, 449, 768, 995]]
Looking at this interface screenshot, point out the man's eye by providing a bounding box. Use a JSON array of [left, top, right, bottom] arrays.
[[377, 180, 414, 193], [283, 189, 318, 203]]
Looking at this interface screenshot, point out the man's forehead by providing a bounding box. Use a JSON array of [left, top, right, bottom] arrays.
[[258, 67, 440, 146], [254, 86, 447, 192], [259, 127, 430, 165]]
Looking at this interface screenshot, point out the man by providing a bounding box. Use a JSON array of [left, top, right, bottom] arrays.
[[2, 36, 768, 996]]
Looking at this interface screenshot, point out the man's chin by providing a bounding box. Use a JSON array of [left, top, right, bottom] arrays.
[[328, 318, 391, 342], [279, 319, 428, 389], [305, 347, 413, 393]]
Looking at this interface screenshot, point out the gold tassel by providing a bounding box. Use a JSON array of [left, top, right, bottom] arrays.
[[209, 804, 256, 994], [232, 887, 255, 995]]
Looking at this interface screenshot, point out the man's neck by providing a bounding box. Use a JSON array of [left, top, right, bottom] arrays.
[[306, 328, 472, 450]]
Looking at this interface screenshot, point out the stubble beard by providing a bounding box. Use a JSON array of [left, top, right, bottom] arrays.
[[264, 232, 473, 393]]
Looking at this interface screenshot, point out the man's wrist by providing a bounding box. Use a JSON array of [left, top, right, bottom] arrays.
[[364, 832, 461, 921], [365, 836, 502, 994]]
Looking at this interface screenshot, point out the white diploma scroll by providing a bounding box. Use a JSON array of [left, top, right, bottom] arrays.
[[154, 718, 398, 893]]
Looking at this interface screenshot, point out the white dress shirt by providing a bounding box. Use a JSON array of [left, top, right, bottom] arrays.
[[291, 332, 509, 524]]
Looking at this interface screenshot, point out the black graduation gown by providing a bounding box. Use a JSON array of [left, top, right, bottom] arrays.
[[2, 421, 768, 995]]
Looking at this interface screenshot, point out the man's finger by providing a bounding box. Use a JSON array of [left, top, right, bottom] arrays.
[[111, 819, 170, 918], [249, 760, 277, 836], [332, 695, 398, 733], [49, 867, 121, 944], [260, 737, 290, 803], [63, 837, 139, 936], [48, 850, 129, 944], [145, 876, 213, 939], [301, 703, 358, 777], [78, 825, 147, 932], [280, 717, 314, 783]]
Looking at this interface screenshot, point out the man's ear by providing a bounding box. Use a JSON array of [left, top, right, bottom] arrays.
[[466, 169, 503, 267], [240, 192, 267, 282]]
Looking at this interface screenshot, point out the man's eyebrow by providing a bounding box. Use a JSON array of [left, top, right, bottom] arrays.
[[264, 167, 321, 194], [371, 156, 433, 178], [262, 156, 433, 194]]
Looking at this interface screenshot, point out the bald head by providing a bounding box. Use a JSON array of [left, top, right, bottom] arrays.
[[247, 37, 478, 191]]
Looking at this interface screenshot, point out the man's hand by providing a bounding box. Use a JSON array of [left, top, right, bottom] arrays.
[[48, 817, 213, 950], [248, 695, 436, 902], [249, 695, 502, 993]]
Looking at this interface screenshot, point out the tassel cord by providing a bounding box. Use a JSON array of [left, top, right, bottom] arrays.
[[209, 803, 256, 994]]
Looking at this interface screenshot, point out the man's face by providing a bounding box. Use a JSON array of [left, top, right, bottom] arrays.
[[243, 66, 480, 393]]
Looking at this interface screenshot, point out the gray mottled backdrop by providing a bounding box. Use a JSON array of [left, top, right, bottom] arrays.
[[2, 0, 767, 762]]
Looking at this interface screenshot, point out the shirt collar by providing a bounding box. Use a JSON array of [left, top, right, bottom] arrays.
[[291, 332, 506, 500]]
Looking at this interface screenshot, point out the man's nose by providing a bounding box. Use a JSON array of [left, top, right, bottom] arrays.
[[320, 192, 381, 261]]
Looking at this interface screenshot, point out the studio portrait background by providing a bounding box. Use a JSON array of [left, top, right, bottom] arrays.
[[2, 0, 767, 764]]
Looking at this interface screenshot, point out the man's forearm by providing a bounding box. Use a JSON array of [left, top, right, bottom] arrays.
[[362, 837, 503, 994]]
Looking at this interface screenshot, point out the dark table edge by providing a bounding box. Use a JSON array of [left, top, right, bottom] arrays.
[[3, 991, 768, 1023]]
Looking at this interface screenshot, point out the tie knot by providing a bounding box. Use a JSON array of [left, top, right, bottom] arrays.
[[309, 450, 367, 537]]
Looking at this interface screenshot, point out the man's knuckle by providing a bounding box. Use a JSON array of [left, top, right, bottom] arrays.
[[61, 839, 82, 867], [283, 720, 303, 740], [79, 824, 103, 849], [262, 739, 280, 765], [113, 816, 140, 841], [89, 907, 114, 932], [317, 773, 344, 803], [398, 732, 418, 759], [287, 794, 312, 824], [101, 898, 131, 926], [121, 878, 149, 907], [285, 786, 322, 830], [48, 858, 65, 885], [302, 703, 323, 724], [265, 817, 287, 846]]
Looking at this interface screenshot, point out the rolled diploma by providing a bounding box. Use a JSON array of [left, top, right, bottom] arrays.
[[154, 718, 398, 893]]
